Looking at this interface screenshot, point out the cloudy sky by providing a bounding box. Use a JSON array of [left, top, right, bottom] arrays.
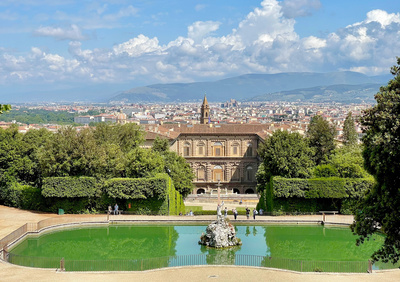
[[1, 0, 399, 101]]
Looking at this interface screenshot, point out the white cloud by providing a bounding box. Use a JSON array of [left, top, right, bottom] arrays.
[[235, 0, 298, 45], [1, 1, 400, 86], [187, 21, 221, 43], [365, 9, 400, 28], [34, 24, 87, 41], [113, 34, 161, 57], [103, 5, 138, 21], [302, 36, 326, 50], [281, 0, 321, 18]]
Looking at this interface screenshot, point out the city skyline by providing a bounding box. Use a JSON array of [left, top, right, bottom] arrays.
[[1, 0, 399, 102]]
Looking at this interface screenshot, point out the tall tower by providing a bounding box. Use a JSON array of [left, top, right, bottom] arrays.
[[200, 94, 210, 124]]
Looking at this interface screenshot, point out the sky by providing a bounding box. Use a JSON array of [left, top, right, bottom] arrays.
[[1, 0, 400, 102]]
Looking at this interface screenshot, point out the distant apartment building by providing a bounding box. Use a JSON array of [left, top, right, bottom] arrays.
[[74, 113, 126, 125]]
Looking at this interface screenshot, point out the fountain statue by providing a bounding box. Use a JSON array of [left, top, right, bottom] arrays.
[[199, 183, 242, 248]]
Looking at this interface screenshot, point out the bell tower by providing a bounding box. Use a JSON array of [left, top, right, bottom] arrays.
[[200, 94, 210, 124]]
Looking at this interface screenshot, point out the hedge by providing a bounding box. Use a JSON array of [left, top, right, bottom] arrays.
[[42, 177, 100, 198], [40, 174, 185, 215], [272, 176, 374, 199], [259, 176, 375, 213], [104, 177, 166, 200], [0, 182, 45, 210], [105, 173, 184, 215]]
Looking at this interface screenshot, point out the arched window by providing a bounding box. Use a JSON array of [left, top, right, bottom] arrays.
[[213, 142, 223, 156], [184, 142, 190, 156], [213, 165, 223, 181], [245, 188, 254, 194], [197, 188, 205, 194], [197, 166, 205, 181], [246, 142, 253, 157], [246, 165, 253, 181], [233, 188, 240, 194]]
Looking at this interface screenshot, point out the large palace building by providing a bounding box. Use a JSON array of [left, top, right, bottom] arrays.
[[144, 96, 270, 195]]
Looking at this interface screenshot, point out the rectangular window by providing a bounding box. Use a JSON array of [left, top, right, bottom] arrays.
[[198, 146, 203, 155], [233, 146, 238, 155], [198, 168, 205, 180], [215, 148, 221, 156], [214, 172, 222, 182]]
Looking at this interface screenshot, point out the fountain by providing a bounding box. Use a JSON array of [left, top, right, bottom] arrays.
[[198, 181, 242, 248]]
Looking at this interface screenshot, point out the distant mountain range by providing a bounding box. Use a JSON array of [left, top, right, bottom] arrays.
[[248, 83, 382, 103], [109, 71, 390, 104]]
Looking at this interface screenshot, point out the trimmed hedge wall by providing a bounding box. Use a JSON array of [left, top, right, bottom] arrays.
[[273, 176, 373, 199], [261, 176, 374, 214], [42, 177, 100, 198], [41, 174, 185, 215], [104, 177, 166, 200]]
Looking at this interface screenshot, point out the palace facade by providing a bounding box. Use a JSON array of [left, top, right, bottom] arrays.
[[144, 96, 270, 195]]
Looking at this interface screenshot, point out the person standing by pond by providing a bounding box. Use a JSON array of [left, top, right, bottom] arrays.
[[114, 203, 119, 215], [233, 208, 238, 220], [253, 208, 258, 219], [246, 207, 250, 219]]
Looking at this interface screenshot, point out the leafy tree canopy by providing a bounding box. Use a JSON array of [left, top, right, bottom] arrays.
[[306, 115, 336, 165], [0, 104, 11, 114], [314, 145, 369, 179], [257, 130, 315, 191], [342, 112, 358, 146], [152, 137, 195, 197], [351, 57, 400, 264]]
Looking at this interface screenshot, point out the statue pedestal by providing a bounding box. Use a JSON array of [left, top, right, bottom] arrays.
[[199, 218, 242, 248]]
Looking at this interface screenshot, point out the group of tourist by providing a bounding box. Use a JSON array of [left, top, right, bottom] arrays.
[[217, 203, 263, 220], [108, 204, 120, 215], [245, 207, 259, 219]]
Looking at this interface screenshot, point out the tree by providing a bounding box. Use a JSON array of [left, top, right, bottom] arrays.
[[257, 130, 315, 189], [342, 112, 358, 146], [152, 137, 195, 197], [351, 57, 400, 264], [329, 145, 368, 178], [0, 104, 11, 114], [306, 115, 336, 165]]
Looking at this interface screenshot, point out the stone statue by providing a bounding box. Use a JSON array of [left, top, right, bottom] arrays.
[[200, 202, 241, 248], [199, 217, 242, 248], [216, 203, 223, 220]]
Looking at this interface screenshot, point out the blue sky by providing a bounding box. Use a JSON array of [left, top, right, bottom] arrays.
[[1, 0, 399, 101]]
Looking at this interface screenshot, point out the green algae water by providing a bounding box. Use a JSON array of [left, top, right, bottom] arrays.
[[9, 224, 387, 271]]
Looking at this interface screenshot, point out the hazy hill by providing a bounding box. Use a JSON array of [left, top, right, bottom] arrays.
[[109, 71, 389, 103], [248, 83, 382, 103]]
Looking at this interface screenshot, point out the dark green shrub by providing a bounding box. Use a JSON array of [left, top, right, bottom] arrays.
[[105, 173, 183, 215], [313, 164, 338, 177], [42, 177, 101, 198], [306, 177, 347, 198], [44, 197, 90, 213]]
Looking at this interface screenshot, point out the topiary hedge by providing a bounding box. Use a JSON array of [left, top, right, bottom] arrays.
[[272, 176, 373, 199], [41, 174, 185, 215], [260, 176, 375, 213], [42, 177, 101, 198], [104, 173, 184, 215], [104, 177, 166, 200]]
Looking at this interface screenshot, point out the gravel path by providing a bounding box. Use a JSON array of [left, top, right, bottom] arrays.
[[1, 205, 399, 282]]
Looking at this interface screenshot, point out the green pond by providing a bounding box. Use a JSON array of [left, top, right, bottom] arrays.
[[10, 224, 383, 262]]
